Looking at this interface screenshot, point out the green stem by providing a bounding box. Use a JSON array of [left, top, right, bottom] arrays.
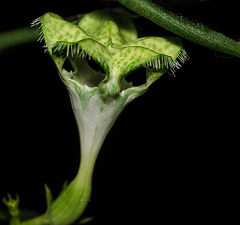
[[48, 149, 95, 225], [117, 0, 240, 58], [0, 27, 38, 51], [20, 150, 95, 225], [20, 137, 97, 225]]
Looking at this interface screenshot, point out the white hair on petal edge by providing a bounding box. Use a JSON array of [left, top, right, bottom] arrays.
[[47, 42, 91, 60], [144, 48, 189, 76], [31, 17, 41, 27], [31, 17, 44, 42]]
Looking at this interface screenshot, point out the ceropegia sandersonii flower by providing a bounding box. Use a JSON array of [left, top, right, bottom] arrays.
[[10, 8, 188, 225]]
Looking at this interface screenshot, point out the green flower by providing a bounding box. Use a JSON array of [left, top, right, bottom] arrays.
[[12, 8, 187, 225]]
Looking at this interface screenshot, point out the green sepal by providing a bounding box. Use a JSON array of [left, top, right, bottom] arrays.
[[2, 194, 20, 218], [44, 184, 53, 214], [2, 194, 20, 225]]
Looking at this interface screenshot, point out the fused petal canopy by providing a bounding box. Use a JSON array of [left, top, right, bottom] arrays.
[[35, 8, 187, 96]]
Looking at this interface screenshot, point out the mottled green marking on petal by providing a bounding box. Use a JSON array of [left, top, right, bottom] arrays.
[[41, 12, 89, 52], [120, 36, 183, 59], [78, 9, 138, 45], [109, 36, 183, 77]]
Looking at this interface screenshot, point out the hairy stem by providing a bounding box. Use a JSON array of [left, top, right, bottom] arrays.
[[117, 0, 240, 58], [0, 27, 38, 52]]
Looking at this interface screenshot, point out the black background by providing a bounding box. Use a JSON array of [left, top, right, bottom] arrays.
[[0, 1, 240, 224]]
